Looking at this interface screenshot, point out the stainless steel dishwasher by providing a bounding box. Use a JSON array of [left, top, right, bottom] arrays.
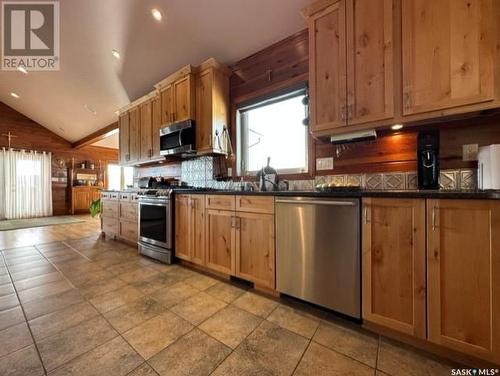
[[275, 197, 360, 318]]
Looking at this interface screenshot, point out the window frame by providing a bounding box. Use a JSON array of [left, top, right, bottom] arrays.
[[236, 85, 309, 176], [107, 163, 134, 190]]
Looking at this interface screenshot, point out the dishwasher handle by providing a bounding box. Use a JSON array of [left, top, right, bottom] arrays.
[[275, 199, 356, 206]]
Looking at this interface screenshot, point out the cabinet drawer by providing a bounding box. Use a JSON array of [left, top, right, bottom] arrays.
[[102, 218, 119, 235], [120, 220, 138, 242], [206, 195, 235, 210], [101, 192, 110, 200], [108, 192, 120, 201], [120, 202, 138, 222], [120, 192, 131, 201], [236, 195, 274, 214], [102, 201, 119, 218]]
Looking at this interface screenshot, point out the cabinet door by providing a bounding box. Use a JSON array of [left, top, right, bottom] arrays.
[[74, 190, 90, 211], [235, 212, 275, 289], [195, 68, 213, 152], [151, 95, 162, 158], [160, 85, 174, 125], [191, 195, 206, 266], [347, 0, 394, 125], [173, 74, 195, 122], [362, 198, 426, 338], [427, 200, 500, 363], [139, 100, 152, 161], [175, 194, 191, 261], [119, 112, 130, 164], [402, 0, 495, 115], [308, 0, 347, 132], [128, 107, 140, 163], [206, 209, 235, 274]]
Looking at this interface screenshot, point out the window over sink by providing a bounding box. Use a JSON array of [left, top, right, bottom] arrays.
[[236, 86, 309, 176]]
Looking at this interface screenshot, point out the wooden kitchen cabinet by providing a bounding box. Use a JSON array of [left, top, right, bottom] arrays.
[[151, 95, 162, 158], [175, 194, 193, 262], [175, 194, 206, 265], [362, 198, 426, 339], [128, 107, 140, 164], [305, 0, 347, 132], [139, 99, 153, 161], [401, 0, 496, 116], [102, 191, 138, 244], [427, 199, 500, 363], [195, 58, 231, 154], [205, 209, 235, 274], [119, 112, 130, 165], [190, 195, 206, 265], [235, 211, 275, 289]]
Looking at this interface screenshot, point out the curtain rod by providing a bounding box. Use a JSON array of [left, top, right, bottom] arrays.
[[1, 147, 51, 154]]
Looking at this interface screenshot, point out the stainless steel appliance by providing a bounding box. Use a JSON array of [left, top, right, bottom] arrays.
[[275, 197, 361, 318], [138, 189, 173, 264], [417, 130, 440, 189], [159, 120, 195, 156]]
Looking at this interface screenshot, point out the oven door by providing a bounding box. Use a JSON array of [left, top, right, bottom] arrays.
[[159, 120, 195, 156], [138, 200, 172, 249]]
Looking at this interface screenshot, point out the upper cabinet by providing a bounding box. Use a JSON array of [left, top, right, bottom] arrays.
[[128, 107, 140, 164], [402, 0, 496, 116], [118, 112, 130, 165], [304, 0, 500, 136], [139, 98, 153, 161]]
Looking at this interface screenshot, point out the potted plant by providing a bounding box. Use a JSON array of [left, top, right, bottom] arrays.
[[89, 198, 101, 218]]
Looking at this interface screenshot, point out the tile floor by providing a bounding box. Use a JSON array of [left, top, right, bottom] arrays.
[[0, 217, 459, 375]]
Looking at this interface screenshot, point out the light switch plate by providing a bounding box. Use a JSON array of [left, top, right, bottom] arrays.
[[227, 167, 232, 177], [463, 144, 479, 161], [316, 157, 334, 171]]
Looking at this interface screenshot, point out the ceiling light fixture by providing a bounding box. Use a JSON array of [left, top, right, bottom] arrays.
[[151, 8, 162, 21], [114, 110, 120, 115], [111, 49, 121, 59], [17, 66, 28, 74], [83, 104, 97, 115], [10, 92, 19, 99], [391, 124, 403, 131]]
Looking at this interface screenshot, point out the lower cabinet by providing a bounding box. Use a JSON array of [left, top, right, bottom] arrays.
[[205, 209, 235, 274], [101, 192, 138, 244], [363, 198, 500, 364], [362, 198, 426, 338], [71, 187, 101, 214], [175, 194, 206, 264], [427, 199, 500, 364]]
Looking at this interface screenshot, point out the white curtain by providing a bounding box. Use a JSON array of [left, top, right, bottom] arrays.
[[0, 148, 53, 220]]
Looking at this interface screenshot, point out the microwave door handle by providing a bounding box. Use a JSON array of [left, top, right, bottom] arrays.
[[178, 128, 183, 148]]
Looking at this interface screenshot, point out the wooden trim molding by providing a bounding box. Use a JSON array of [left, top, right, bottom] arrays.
[[72, 121, 119, 149]]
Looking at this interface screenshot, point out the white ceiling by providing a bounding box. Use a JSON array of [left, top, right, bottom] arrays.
[[0, 0, 309, 143], [91, 131, 119, 149]]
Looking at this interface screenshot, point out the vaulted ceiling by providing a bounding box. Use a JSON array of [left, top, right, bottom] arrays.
[[0, 0, 309, 143]]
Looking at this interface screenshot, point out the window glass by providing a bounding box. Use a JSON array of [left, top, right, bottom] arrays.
[[107, 164, 121, 191]]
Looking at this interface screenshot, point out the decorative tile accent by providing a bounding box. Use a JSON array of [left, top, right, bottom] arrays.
[[289, 180, 314, 191], [460, 169, 477, 190], [383, 173, 406, 190], [330, 175, 345, 187], [346, 175, 363, 187], [365, 174, 383, 190], [440, 170, 459, 190], [406, 172, 418, 190]]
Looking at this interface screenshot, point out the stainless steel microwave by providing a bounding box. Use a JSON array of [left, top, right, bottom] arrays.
[[159, 120, 195, 156]]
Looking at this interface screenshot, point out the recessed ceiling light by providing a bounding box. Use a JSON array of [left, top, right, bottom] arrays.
[[83, 104, 97, 115], [10, 92, 19, 99], [111, 49, 121, 59], [114, 110, 119, 115], [151, 8, 162, 21], [391, 124, 403, 131], [17, 66, 28, 74]]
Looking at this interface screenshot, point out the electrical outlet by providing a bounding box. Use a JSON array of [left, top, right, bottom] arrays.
[[227, 167, 233, 177], [463, 144, 479, 161], [316, 157, 334, 171]]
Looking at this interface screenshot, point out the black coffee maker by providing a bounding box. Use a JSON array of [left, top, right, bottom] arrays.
[[417, 131, 440, 189]]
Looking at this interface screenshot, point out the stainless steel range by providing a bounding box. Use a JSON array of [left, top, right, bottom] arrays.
[[137, 189, 174, 264]]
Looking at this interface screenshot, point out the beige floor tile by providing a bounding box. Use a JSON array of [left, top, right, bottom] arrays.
[[5, 255, 45, 266], [126, 363, 159, 376], [123, 310, 193, 359], [104, 296, 166, 333], [78, 276, 127, 299], [267, 305, 320, 338], [163, 265, 198, 280], [0, 293, 19, 311], [212, 320, 308, 376], [171, 291, 227, 325], [150, 281, 198, 308], [36, 242, 69, 252], [294, 342, 375, 376], [28, 301, 98, 340], [89, 285, 143, 313], [37, 316, 118, 371], [10, 264, 57, 281], [205, 282, 246, 303], [0, 306, 25, 331], [107, 261, 144, 276], [47, 336, 143, 376], [22, 289, 84, 320], [13, 272, 63, 291], [149, 328, 231, 376], [0, 283, 15, 297], [129, 272, 181, 295], [232, 291, 278, 318], [18, 279, 74, 304], [64, 268, 109, 287], [118, 267, 159, 283], [313, 320, 379, 367], [0, 345, 44, 376], [0, 322, 33, 357], [0, 274, 11, 285], [199, 306, 262, 349], [184, 274, 219, 290], [377, 338, 455, 376]]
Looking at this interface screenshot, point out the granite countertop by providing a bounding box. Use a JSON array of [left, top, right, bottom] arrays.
[[176, 188, 500, 200]]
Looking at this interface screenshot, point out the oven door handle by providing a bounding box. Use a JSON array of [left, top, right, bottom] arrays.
[[138, 200, 170, 206]]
